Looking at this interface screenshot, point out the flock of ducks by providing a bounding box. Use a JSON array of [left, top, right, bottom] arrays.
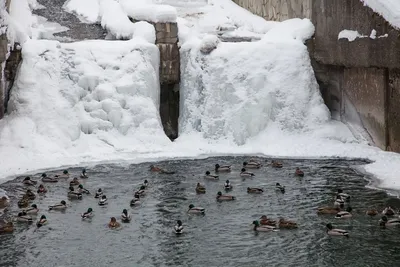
[[1, 160, 400, 237]]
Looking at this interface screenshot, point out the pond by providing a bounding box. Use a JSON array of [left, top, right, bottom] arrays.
[[0, 157, 399, 267]]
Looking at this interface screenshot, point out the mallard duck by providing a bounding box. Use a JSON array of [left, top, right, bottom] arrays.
[[271, 160, 283, 168], [252, 220, 277, 232], [366, 209, 378, 216], [23, 204, 39, 215], [98, 195, 108, 206], [247, 187, 263, 194], [196, 183, 206, 194], [188, 204, 205, 214], [0, 222, 14, 233], [334, 195, 345, 208], [215, 164, 231, 173], [17, 197, 29, 208], [337, 189, 350, 202], [16, 212, 33, 223], [49, 200, 67, 211], [80, 169, 88, 178], [150, 165, 175, 174], [136, 186, 146, 196], [275, 183, 285, 193], [94, 188, 103, 199], [134, 191, 140, 199], [70, 177, 80, 186], [326, 223, 349, 238], [260, 215, 276, 226], [25, 189, 36, 200], [41, 173, 58, 183], [174, 220, 183, 234], [36, 215, 48, 228], [37, 184, 47, 194], [68, 187, 83, 200], [23, 176, 37, 186], [317, 207, 340, 215], [335, 207, 352, 219], [55, 170, 69, 179], [108, 217, 121, 229], [240, 168, 254, 178], [81, 208, 94, 219], [78, 184, 90, 194], [130, 197, 141, 207], [295, 167, 304, 177], [121, 209, 132, 223], [216, 191, 235, 201], [0, 196, 9, 209], [379, 216, 400, 227], [278, 218, 298, 229], [243, 161, 261, 169], [224, 180, 232, 191], [204, 171, 219, 180], [142, 180, 149, 188], [382, 207, 395, 216]]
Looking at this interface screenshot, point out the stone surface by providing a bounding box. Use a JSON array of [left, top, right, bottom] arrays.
[[388, 69, 400, 152]]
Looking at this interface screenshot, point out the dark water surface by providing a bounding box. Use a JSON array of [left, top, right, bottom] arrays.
[[1, 157, 399, 267]]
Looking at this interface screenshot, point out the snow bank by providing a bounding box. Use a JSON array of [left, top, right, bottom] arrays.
[[121, 1, 177, 23], [63, 0, 100, 24], [361, 0, 400, 29]]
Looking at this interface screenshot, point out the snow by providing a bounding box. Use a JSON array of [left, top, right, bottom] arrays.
[[63, 0, 100, 24], [121, 1, 178, 23], [338, 30, 366, 42], [361, 0, 400, 29]]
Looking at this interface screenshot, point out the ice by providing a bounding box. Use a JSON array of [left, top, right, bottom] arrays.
[[361, 0, 400, 29]]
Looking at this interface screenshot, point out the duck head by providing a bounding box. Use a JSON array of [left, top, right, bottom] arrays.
[[252, 220, 260, 227], [82, 169, 86, 174], [205, 171, 211, 175], [189, 204, 194, 209], [215, 164, 220, 169], [39, 184, 44, 188], [61, 200, 66, 205], [346, 207, 352, 212], [110, 217, 117, 223], [176, 220, 182, 226], [217, 191, 222, 196], [123, 209, 128, 215], [73, 177, 78, 181], [78, 184, 83, 189], [31, 204, 38, 209], [69, 186, 74, 192], [337, 189, 343, 194], [241, 168, 246, 172], [40, 215, 46, 220], [326, 223, 333, 230], [97, 188, 102, 193], [243, 162, 248, 166], [87, 208, 93, 213], [102, 195, 107, 199], [226, 180, 229, 184], [140, 186, 145, 190], [144, 179, 148, 184], [41, 173, 47, 178], [24, 176, 31, 181], [276, 183, 281, 186], [260, 215, 267, 220], [63, 170, 68, 175]]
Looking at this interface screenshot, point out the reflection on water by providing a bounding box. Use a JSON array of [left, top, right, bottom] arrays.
[[0, 157, 399, 267]]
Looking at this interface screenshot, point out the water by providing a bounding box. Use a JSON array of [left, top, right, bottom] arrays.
[[0, 157, 399, 267]]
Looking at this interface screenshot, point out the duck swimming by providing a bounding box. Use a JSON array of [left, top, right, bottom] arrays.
[[23, 204, 39, 215], [0, 222, 14, 234], [36, 215, 48, 228], [366, 209, 378, 216], [94, 189, 103, 199], [224, 180, 232, 191], [188, 204, 205, 214], [68, 186, 83, 200], [275, 183, 285, 193], [49, 200, 67, 211], [271, 160, 283, 168], [337, 189, 350, 202], [317, 207, 340, 215], [81, 208, 94, 219], [121, 209, 132, 223], [17, 196, 29, 208], [382, 206, 395, 216], [16, 212, 33, 223], [216, 191, 235, 201], [335, 207, 352, 219], [55, 170, 69, 179], [136, 186, 146, 196], [215, 164, 231, 173], [295, 167, 304, 177], [252, 220, 277, 232], [260, 215, 276, 226], [70, 177, 80, 186], [130, 197, 141, 207], [23, 176, 37, 186], [247, 187, 263, 194], [278, 218, 298, 229], [98, 195, 108, 206], [142, 180, 149, 188], [196, 183, 206, 194], [240, 168, 255, 178], [379, 216, 400, 227], [326, 223, 349, 238], [334, 195, 345, 208], [41, 173, 58, 183], [108, 217, 121, 229], [25, 189, 36, 200], [174, 220, 183, 234], [78, 184, 90, 194], [37, 184, 47, 194], [243, 161, 261, 169], [80, 169, 88, 178], [150, 165, 175, 174], [0, 196, 9, 209], [204, 171, 219, 180]]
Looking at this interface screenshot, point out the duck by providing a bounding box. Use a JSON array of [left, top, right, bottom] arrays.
[[271, 160, 283, 168], [78, 184, 90, 194], [136, 186, 146, 196], [17, 196, 29, 208], [0, 222, 14, 234], [240, 168, 255, 178], [215, 164, 231, 173], [243, 161, 261, 169], [275, 183, 285, 193], [70, 177, 80, 186], [121, 209, 132, 223], [317, 207, 340, 215], [108, 217, 121, 229], [247, 187, 263, 194], [41, 173, 58, 183], [188, 204, 205, 214], [366, 209, 378, 216], [335, 207, 352, 219], [216, 191, 235, 201], [23, 176, 37, 186], [36, 215, 48, 228], [68, 187, 83, 200], [25, 189, 36, 200], [337, 189, 350, 202], [326, 223, 349, 238], [130, 197, 141, 207], [260, 215, 276, 226], [174, 220, 183, 234], [81, 208, 94, 219], [379, 216, 400, 227], [278, 218, 298, 229], [224, 180, 233, 191], [98, 195, 108, 206], [252, 220, 277, 232], [80, 169, 88, 178], [94, 188, 103, 199], [196, 183, 206, 194], [49, 200, 67, 211], [16, 211, 33, 223], [149, 165, 175, 174], [333, 195, 345, 208], [295, 167, 304, 177], [382, 206, 395, 216], [37, 184, 47, 194], [0, 196, 9, 209], [23, 204, 39, 215], [55, 170, 69, 179], [204, 171, 219, 180], [142, 180, 149, 188]]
